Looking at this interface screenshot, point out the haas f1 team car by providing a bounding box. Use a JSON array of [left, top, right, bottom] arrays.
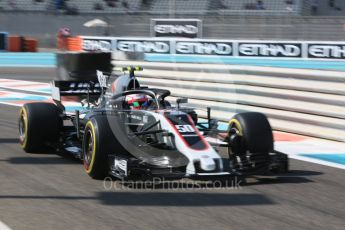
[[18, 67, 288, 180]]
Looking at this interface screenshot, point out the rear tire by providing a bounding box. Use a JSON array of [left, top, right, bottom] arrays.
[[227, 112, 273, 175], [19, 103, 62, 153]]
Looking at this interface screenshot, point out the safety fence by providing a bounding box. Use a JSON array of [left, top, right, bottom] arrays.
[[113, 60, 345, 142]]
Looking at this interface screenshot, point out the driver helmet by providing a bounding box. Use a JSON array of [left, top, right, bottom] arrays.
[[126, 94, 151, 110]]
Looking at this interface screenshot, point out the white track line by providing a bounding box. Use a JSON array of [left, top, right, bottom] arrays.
[[0, 221, 12, 230], [0, 101, 22, 107]]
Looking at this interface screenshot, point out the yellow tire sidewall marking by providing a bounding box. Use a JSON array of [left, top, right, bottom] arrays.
[[85, 121, 97, 174], [19, 107, 28, 148], [229, 119, 243, 136]]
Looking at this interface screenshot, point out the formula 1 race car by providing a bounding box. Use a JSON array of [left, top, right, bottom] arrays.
[[18, 66, 288, 180]]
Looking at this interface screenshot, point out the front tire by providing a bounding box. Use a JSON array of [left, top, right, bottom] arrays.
[[82, 116, 127, 179], [227, 112, 273, 175]]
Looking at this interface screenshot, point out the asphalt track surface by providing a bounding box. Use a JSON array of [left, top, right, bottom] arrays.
[[0, 68, 345, 230]]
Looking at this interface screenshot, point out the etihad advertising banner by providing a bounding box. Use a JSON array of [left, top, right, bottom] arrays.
[[82, 37, 115, 52], [175, 40, 232, 55], [307, 43, 345, 59], [237, 42, 302, 58], [80, 36, 345, 60], [116, 39, 171, 54], [151, 19, 202, 38]]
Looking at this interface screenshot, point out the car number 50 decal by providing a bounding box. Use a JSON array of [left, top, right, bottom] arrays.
[[175, 125, 195, 133]]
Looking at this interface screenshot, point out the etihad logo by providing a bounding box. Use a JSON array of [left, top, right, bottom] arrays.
[[154, 24, 198, 34], [82, 39, 113, 51], [176, 42, 232, 55], [239, 43, 301, 57], [308, 44, 345, 58], [117, 40, 170, 53]]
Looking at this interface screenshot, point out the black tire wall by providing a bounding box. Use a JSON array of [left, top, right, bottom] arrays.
[[0, 32, 7, 51]]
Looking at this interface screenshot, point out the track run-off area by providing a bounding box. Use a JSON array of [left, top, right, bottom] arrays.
[[0, 66, 344, 230]]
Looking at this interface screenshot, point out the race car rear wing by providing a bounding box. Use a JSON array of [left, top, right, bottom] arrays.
[[51, 80, 102, 101]]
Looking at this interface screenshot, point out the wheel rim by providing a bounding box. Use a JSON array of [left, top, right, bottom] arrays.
[[84, 129, 94, 169], [228, 121, 243, 156], [19, 112, 27, 144], [228, 120, 247, 172]]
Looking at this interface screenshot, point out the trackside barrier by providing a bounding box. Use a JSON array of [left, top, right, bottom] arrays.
[[113, 60, 345, 142], [24, 38, 38, 52], [7, 36, 38, 52], [66, 36, 83, 52], [8, 36, 21, 52], [81, 36, 345, 60], [57, 36, 83, 51], [0, 32, 8, 51]]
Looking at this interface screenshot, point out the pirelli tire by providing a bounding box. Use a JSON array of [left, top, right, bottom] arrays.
[[227, 112, 273, 175], [82, 116, 127, 179], [18, 102, 62, 153]]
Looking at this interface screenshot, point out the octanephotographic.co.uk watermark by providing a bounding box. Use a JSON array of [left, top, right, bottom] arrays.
[[103, 176, 243, 191]]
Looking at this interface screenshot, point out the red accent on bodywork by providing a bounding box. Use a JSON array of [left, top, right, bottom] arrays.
[[61, 96, 81, 102], [111, 82, 116, 93]]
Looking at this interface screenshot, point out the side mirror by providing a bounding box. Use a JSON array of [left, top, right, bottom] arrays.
[[176, 98, 188, 109]]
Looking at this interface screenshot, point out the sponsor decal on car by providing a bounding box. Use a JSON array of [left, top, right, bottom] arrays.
[[114, 158, 128, 176], [96, 70, 108, 88]]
